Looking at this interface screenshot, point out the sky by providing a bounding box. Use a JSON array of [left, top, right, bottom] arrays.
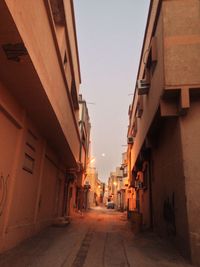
[[74, 0, 150, 182]]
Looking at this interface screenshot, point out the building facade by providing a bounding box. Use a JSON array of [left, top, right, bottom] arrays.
[[127, 0, 200, 265], [77, 94, 91, 211], [107, 155, 129, 211], [118, 153, 129, 211], [85, 167, 98, 208], [0, 0, 82, 252], [108, 171, 118, 205], [108, 165, 128, 210]]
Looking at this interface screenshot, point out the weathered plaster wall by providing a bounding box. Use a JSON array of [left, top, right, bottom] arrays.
[[152, 118, 190, 258], [0, 83, 66, 252], [130, 7, 165, 169], [4, 0, 80, 160], [180, 99, 200, 266], [163, 0, 200, 87]]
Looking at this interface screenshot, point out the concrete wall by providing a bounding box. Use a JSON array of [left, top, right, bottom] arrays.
[[130, 7, 165, 168], [162, 1, 200, 263], [151, 118, 190, 258], [3, 0, 80, 161], [128, 0, 200, 263], [163, 0, 200, 87], [0, 0, 81, 252], [0, 83, 67, 252], [180, 99, 200, 265]]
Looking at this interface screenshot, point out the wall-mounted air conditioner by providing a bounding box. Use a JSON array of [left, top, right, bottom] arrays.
[[127, 136, 134, 145], [137, 79, 150, 95], [135, 181, 144, 190]]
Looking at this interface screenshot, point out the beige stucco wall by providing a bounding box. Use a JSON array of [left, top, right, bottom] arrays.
[[0, 83, 67, 252], [4, 0, 80, 161], [130, 8, 165, 169], [130, 0, 200, 170], [162, 1, 200, 263], [63, 0, 81, 93], [0, 0, 82, 253], [163, 0, 200, 87], [128, 0, 200, 262], [56, 24, 73, 92]]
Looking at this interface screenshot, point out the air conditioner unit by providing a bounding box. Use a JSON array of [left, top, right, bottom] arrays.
[[137, 79, 150, 95], [135, 181, 144, 190], [127, 136, 134, 145]]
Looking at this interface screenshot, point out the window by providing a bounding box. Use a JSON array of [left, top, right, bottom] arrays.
[[22, 129, 37, 174], [63, 51, 67, 67], [71, 81, 79, 110], [146, 36, 157, 75], [136, 96, 143, 118], [131, 117, 138, 137]]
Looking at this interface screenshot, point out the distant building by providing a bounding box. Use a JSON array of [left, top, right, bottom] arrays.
[[85, 167, 98, 208], [127, 0, 200, 265], [107, 155, 129, 211], [107, 164, 128, 210], [0, 0, 82, 252], [103, 184, 109, 205], [96, 180, 105, 205], [85, 167, 105, 208], [75, 94, 91, 211], [108, 171, 118, 205], [117, 153, 129, 211]]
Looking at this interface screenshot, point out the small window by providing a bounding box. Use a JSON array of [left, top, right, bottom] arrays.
[[132, 117, 138, 137], [136, 96, 143, 118], [64, 52, 67, 66], [71, 81, 79, 110], [146, 36, 157, 74]]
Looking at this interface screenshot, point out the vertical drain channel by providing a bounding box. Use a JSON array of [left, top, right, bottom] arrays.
[[72, 229, 93, 267]]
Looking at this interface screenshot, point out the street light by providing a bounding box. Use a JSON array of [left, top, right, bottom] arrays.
[[90, 158, 95, 164], [87, 157, 95, 165]]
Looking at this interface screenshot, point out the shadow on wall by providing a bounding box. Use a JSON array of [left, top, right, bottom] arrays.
[[163, 192, 176, 237]]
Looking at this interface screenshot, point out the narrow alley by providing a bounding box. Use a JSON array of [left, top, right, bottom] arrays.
[[1, 0, 200, 266], [0, 208, 192, 267]]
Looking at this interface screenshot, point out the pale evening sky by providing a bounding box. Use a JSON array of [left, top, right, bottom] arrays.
[[74, 0, 150, 182]]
